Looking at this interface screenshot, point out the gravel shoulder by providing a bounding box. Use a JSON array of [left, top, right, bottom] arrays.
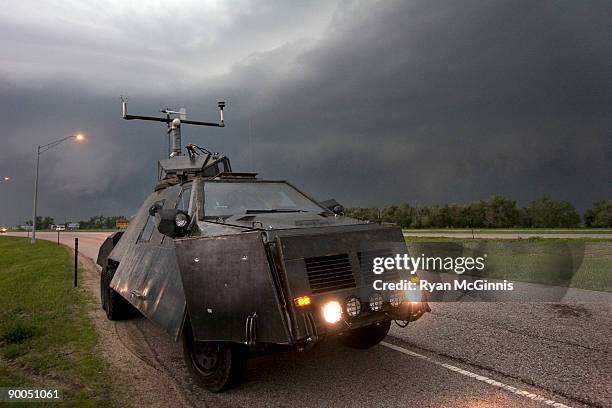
[[78, 255, 192, 408]]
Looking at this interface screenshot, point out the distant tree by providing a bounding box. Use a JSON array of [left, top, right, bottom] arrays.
[[345, 195, 584, 229], [25, 216, 55, 229], [345, 207, 379, 222], [428, 205, 444, 228], [78, 215, 127, 229], [416, 207, 433, 228], [518, 207, 531, 228], [584, 200, 612, 227], [463, 201, 486, 228], [381, 205, 399, 224], [396, 203, 414, 227], [524, 197, 580, 228], [446, 204, 465, 228], [484, 195, 520, 228]]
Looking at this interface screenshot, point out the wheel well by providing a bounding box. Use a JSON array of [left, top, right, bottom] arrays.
[[96, 231, 124, 269]]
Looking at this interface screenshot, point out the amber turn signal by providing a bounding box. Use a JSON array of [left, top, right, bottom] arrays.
[[294, 296, 312, 307]]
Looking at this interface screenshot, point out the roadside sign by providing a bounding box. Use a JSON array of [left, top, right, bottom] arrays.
[[116, 219, 129, 229]]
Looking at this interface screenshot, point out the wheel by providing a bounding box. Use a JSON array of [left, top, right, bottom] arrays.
[[100, 265, 133, 320], [338, 320, 391, 349], [182, 318, 248, 392]]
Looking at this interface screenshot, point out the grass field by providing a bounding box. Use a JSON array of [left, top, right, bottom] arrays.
[[9, 229, 120, 233], [406, 237, 612, 292], [0, 236, 111, 406], [403, 228, 612, 234]]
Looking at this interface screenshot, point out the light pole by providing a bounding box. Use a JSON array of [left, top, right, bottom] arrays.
[[1, 177, 11, 228], [32, 133, 85, 243]]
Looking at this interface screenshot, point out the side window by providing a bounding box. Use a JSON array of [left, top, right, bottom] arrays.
[[176, 186, 192, 212], [138, 200, 164, 243]]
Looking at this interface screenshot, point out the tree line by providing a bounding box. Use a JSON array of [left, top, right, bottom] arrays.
[[345, 197, 612, 228], [24, 215, 127, 230], [20, 198, 611, 230], [77, 215, 127, 229]]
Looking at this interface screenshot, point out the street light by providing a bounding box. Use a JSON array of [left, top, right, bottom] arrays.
[[1, 176, 12, 230], [31, 133, 85, 243]]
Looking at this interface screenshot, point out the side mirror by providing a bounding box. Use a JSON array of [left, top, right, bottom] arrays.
[[320, 198, 344, 215], [157, 209, 191, 238]]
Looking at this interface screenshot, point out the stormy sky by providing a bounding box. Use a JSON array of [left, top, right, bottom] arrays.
[[0, 0, 610, 226]]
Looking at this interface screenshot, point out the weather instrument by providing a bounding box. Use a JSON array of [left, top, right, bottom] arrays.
[[121, 96, 225, 158]]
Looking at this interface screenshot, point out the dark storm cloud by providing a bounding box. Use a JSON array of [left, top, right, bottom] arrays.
[[0, 0, 610, 225], [211, 0, 612, 207]]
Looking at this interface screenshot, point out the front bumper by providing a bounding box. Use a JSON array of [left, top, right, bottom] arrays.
[[296, 291, 430, 342], [268, 224, 430, 343]]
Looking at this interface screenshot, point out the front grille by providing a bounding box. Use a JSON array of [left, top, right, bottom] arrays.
[[305, 253, 356, 294], [358, 249, 400, 285]]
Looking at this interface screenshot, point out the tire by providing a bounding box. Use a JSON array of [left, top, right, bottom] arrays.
[[182, 318, 248, 392], [339, 320, 391, 349], [100, 267, 108, 312], [100, 265, 133, 320]]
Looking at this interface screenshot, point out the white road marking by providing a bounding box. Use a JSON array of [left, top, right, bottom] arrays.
[[380, 341, 573, 408]]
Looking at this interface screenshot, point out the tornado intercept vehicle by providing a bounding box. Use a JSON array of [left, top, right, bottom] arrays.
[[97, 99, 429, 392]]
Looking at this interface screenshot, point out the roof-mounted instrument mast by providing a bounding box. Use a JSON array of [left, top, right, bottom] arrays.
[[121, 96, 225, 158]]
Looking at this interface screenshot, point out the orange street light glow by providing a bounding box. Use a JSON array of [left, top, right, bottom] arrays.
[[75, 133, 85, 141], [3, 176, 9, 181]]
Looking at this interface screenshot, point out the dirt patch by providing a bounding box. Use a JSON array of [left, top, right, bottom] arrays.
[[78, 256, 192, 408], [547, 303, 592, 318]]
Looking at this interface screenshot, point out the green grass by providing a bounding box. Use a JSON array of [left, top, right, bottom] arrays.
[[406, 236, 612, 243], [403, 228, 612, 234], [0, 236, 112, 407], [406, 238, 612, 292], [77, 229, 121, 232], [35, 229, 121, 233]]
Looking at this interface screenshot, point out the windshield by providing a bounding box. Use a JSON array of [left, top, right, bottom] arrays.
[[204, 182, 326, 217]]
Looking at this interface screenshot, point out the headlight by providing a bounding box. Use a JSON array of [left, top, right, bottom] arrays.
[[174, 212, 189, 228], [389, 292, 402, 307], [323, 301, 342, 324], [406, 288, 421, 303], [345, 297, 361, 317], [369, 292, 383, 311]]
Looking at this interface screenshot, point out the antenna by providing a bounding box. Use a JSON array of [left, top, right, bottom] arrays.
[[120, 96, 226, 157]]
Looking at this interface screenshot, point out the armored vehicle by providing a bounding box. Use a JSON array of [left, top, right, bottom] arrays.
[[97, 99, 429, 392]]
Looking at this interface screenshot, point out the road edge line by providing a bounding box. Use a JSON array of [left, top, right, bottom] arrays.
[[380, 341, 573, 408]]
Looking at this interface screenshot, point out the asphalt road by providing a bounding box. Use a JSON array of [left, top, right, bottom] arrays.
[[8, 231, 111, 261], [8, 231, 611, 407]]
